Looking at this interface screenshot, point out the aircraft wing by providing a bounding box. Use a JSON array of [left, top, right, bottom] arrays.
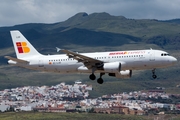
[[4, 56, 29, 63], [60, 49, 103, 69]]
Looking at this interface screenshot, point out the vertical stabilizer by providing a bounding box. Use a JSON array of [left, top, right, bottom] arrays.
[[10, 30, 42, 59]]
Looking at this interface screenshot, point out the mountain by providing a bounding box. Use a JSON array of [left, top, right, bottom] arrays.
[[0, 12, 180, 95], [1, 12, 180, 51], [162, 19, 180, 24]]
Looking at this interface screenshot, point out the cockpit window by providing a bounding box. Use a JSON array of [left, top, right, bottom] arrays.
[[161, 53, 169, 56]]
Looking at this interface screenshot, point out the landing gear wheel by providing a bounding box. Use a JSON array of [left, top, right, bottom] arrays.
[[97, 78, 103, 84], [89, 74, 96, 80], [152, 69, 157, 79], [152, 75, 157, 79]]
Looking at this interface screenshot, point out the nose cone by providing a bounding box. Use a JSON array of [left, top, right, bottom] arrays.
[[171, 57, 177, 64]]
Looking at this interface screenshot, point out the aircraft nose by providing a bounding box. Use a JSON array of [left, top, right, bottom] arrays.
[[171, 57, 177, 64]]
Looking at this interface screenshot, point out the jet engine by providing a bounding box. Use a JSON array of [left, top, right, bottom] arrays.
[[109, 70, 132, 79], [103, 62, 120, 73], [103, 61, 127, 73]]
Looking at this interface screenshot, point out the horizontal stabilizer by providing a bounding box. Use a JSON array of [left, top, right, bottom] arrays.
[[4, 56, 29, 63]]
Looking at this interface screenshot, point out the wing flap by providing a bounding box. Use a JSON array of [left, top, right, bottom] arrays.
[[60, 49, 103, 69], [61, 49, 102, 63]]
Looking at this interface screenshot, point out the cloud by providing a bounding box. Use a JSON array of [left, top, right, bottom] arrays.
[[1, 0, 180, 26]]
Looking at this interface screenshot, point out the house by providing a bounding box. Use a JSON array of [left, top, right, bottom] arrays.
[[0, 104, 10, 112], [111, 106, 129, 114]]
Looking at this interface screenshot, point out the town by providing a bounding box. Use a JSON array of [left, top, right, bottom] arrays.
[[0, 81, 180, 115]]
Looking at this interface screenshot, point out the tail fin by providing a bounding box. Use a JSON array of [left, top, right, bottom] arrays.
[[10, 30, 42, 59]]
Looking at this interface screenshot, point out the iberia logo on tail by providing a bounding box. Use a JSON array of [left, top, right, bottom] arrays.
[[16, 42, 30, 53]]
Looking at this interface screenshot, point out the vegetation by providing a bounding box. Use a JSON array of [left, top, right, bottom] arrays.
[[0, 112, 180, 120], [1, 12, 180, 50], [0, 58, 179, 98], [0, 12, 180, 97], [0, 12, 180, 120]]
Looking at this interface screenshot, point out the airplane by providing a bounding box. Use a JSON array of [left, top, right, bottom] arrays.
[[5, 30, 177, 84]]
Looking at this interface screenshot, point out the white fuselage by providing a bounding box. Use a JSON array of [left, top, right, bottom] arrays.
[[7, 30, 178, 84], [11, 49, 177, 74]]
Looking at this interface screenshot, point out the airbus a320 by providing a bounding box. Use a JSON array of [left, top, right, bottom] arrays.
[[5, 30, 177, 84]]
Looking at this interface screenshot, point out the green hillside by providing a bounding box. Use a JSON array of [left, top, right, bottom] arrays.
[[1, 12, 180, 50], [0, 12, 180, 96]]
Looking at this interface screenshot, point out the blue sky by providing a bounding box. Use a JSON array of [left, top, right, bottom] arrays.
[[1, 0, 180, 27]]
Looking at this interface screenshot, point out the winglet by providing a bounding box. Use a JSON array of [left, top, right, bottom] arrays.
[[56, 47, 61, 52]]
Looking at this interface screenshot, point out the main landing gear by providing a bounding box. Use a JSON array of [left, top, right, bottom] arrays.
[[152, 69, 157, 79], [89, 73, 96, 80], [89, 73, 105, 84]]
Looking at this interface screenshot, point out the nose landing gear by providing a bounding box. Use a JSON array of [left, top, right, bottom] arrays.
[[152, 69, 157, 79]]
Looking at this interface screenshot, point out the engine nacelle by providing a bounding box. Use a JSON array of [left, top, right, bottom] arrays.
[[103, 62, 120, 73], [109, 70, 132, 79]]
